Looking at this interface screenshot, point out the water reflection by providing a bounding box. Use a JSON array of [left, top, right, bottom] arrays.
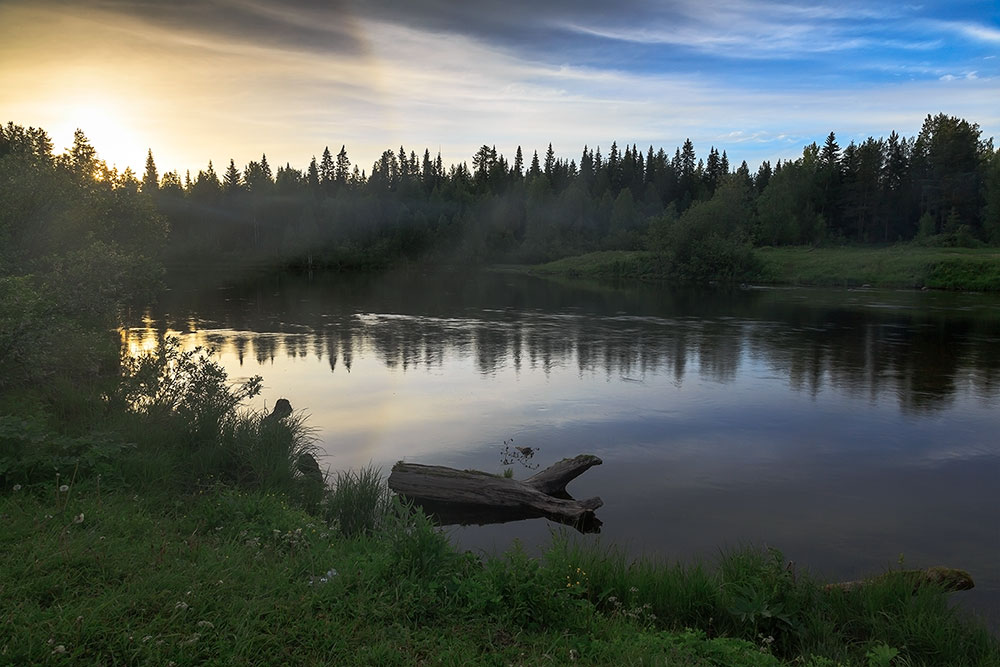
[[123, 270, 1000, 627], [129, 271, 1000, 414]]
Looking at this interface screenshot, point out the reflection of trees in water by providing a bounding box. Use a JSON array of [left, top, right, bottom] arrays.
[[746, 310, 1000, 414], [127, 273, 1000, 414]]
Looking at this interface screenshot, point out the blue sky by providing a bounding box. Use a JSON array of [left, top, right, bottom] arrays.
[[1, 0, 997, 175]]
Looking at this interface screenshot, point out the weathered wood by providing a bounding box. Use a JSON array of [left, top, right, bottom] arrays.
[[826, 567, 974, 593], [524, 454, 602, 497], [387, 455, 603, 533]]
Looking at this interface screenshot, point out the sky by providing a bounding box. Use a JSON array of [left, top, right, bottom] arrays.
[[1, 0, 998, 177]]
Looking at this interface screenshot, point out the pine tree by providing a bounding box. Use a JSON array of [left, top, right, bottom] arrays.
[[69, 128, 96, 179], [755, 161, 772, 192], [223, 159, 242, 194], [307, 156, 320, 192], [544, 143, 556, 176], [820, 132, 840, 171], [336, 146, 351, 184], [192, 161, 221, 199], [260, 154, 272, 184], [472, 144, 496, 183], [421, 149, 433, 185], [680, 139, 696, 177], [319, 146, 334, 187], [160, 170, 183, 195], [529, 150, 541, 178], [513, 146, 524, 177], [142, 149, 159, 194]]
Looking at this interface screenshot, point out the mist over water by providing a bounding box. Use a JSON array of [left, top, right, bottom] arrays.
[[126, 268, 1000, 627]]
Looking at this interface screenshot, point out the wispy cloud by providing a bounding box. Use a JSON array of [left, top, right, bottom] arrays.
[[934, 20, 1000, 44], [0, 0, 996, 176]]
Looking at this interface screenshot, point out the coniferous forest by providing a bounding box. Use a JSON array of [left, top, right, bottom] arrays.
[[4, 113, 998, 285]]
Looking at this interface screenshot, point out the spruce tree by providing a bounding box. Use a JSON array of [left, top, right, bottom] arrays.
[[336, 146, 351, 184], [142, 149, 159, 194], [529, 150, 541, 178], [320, 146, 334, 186], [223, 159, 242, 194]]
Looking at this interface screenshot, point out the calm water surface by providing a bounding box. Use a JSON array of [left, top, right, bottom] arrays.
[[127, 269, 1000, 626]]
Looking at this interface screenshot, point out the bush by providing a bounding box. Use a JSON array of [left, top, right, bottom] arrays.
[[650, 178, 760, 283]]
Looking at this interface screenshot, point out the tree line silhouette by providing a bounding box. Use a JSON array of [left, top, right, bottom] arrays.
[[2, 114, 999, 279]]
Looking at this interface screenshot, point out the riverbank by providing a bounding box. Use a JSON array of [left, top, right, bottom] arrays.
[[528, 246, 1000, 291], [3, 480, 997, 666]]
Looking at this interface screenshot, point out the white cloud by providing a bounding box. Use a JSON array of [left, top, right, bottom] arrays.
[[941, 20, 1000, 43], [2, 0, 997, 177]]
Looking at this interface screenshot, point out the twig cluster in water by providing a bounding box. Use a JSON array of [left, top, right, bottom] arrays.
[[500, 438, 539, 470]]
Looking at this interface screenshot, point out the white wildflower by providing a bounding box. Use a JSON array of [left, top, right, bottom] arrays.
[[174, 601, 188, 610], [73, 513, 84, 524], [51, 645, 66, 654], [12, 484, 21, 491], [197, 620, 214, 629], [59, 485, 69, 493]]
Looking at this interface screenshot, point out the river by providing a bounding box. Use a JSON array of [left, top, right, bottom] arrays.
[[125, 268, 1000, 627]]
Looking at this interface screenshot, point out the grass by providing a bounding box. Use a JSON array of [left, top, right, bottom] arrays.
[[755, 246, 1000, 291], [0, 484, 784, 665], [529, 246, 1000, 291], [2, 473, 997, 666], [531, 250, 662, 281]]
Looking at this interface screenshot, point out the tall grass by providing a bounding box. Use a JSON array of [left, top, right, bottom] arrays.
[[323, 466, 392, 537], [538, 534, 999, 665]]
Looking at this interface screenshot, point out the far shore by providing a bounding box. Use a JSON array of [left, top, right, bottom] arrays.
[[526, 246, 1000, 292]]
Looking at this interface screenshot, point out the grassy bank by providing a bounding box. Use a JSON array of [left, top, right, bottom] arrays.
[[756, 246, 1000, 291], [530, 246, 1000, 291], [3, 480, 998, 666], [529, 251, 662, 281], [0, 486, 777, 665]]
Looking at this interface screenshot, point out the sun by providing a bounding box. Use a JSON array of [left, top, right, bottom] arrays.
[[55, 98, 146, 174]]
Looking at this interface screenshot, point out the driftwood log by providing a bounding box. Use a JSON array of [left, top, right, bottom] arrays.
[[827, 567, 974, 593], [388, 454, 603, 533]]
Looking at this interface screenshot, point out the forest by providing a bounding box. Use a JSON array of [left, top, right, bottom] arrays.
[[4, 113, 998, 284]]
